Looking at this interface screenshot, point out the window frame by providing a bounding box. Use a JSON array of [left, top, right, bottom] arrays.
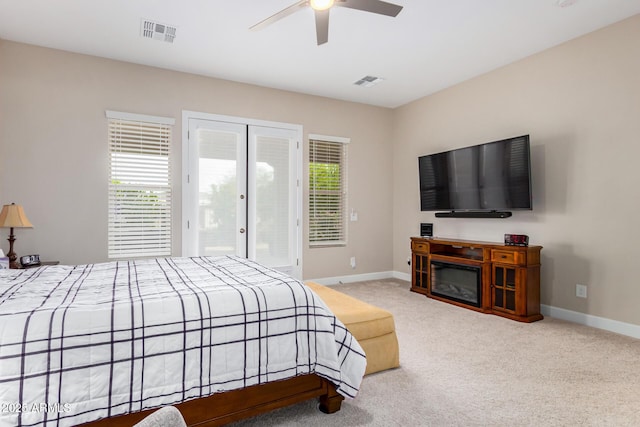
[[106, 110, 175, 259], [308, 134, 349, 248]]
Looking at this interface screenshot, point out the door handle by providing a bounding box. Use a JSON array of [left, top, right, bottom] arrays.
[[239, 228, 246, 234]]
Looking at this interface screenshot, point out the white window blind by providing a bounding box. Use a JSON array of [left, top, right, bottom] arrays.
[[107, 112, 173, 258], [309, 136, 348, 246]]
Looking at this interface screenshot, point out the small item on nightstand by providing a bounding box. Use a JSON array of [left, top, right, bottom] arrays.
[[20, 254, 41, 267], [0, 248, 8, 269], [504, 234, 529, 246]]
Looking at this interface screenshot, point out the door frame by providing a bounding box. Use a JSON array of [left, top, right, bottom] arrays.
[[181, 110, 303, 279]]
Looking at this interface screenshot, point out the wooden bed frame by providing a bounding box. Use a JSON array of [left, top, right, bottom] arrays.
[[81, 374, 343, 426]]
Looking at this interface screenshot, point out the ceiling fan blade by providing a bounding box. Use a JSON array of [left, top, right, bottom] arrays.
[[335, 0, 403, 17], [315, 9, 330, 45], [250, 0, 309, 31]]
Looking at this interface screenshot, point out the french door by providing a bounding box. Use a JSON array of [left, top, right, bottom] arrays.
[[182, 114, 302, 278]]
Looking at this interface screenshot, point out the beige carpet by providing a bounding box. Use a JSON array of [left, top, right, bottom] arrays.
[[230, 279, 640, 426]]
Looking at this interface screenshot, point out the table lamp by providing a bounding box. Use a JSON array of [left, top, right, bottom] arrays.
[[0, 203, 34, 269]]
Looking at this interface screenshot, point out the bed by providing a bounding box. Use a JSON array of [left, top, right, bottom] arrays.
[[0, 256, 366, 426]]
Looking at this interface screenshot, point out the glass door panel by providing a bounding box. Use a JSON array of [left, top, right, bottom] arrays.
[[248, 127, 298, 274], [186, 119, 247, 258], [184, 117, 301, 278]]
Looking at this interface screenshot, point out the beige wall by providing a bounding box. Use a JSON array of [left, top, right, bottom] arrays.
[[0, 40, 394, 279], [2, 13, 640, 327], [393, 14, 640, 326]]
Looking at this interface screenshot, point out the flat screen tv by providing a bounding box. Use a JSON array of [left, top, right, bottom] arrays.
[[418, 135, 532, 215]]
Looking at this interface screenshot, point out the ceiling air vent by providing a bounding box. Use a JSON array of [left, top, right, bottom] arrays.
[[141, 19, 177, 43], [353, 75, 384, 88]]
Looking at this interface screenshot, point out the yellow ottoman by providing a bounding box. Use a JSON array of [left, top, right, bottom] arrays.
[[306, 282, 400, 375]]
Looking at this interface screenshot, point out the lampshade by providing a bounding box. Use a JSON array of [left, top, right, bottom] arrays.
[[0, 203, 33, 229]]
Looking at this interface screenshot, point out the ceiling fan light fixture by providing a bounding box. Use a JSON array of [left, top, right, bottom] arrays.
[[251, 0, 403, 45], [309, 0, 335, 11]]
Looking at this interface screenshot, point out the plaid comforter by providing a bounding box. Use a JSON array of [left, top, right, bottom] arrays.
[[0, 256, 366, 427]]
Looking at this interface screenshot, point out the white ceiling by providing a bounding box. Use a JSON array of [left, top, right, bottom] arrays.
[[1, 0, 639, 108]]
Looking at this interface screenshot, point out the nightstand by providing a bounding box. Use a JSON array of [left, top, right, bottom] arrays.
[[20, 261, 60, 269]]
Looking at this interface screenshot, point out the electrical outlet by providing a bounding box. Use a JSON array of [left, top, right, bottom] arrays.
[[576, 284, 587, 298], [350, 257, 356, 269]]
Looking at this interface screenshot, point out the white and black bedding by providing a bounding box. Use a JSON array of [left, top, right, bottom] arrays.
[[0, 256, 366, 427]]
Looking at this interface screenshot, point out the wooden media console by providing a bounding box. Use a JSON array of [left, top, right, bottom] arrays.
[[411, 237, 543, 322]]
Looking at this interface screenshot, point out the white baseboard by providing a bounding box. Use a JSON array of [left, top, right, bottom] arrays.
[[541, 304, 640, 340], [307, 271, 397, 286], [308, 270, 640, 340], [393, 271, 411, 282]]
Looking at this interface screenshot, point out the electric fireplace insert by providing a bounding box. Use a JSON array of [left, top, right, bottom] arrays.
[[430, 261, 482, 307]]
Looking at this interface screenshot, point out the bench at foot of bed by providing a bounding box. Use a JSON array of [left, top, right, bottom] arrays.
[[305, 282, 400, 375]]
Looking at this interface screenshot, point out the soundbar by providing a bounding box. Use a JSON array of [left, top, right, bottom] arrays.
[[434, 211, 512, 218]]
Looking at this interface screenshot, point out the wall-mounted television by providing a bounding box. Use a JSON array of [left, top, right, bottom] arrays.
[[418, 135, 532, 217]]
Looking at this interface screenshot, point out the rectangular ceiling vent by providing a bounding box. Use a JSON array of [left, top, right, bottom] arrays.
[[141, 19, 177, 43], [354, 75, 384, 88]]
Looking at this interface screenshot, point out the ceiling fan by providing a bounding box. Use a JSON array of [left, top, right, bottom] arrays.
[[250, 0, 403, 46]]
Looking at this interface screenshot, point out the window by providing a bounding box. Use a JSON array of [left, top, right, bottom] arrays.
[[107, 111, 174, 258], [308, 135, 349, 246]]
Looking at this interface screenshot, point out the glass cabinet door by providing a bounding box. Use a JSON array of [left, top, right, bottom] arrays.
[[413, 254, 429, 290], [493, 265, 517, 312]]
